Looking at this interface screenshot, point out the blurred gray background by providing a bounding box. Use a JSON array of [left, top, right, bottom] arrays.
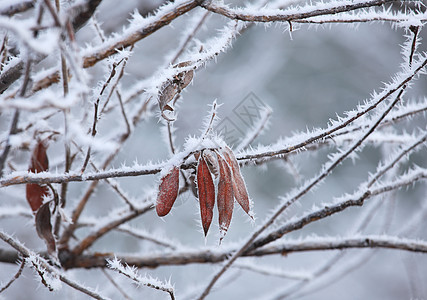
[[1, 0, 427, 299]]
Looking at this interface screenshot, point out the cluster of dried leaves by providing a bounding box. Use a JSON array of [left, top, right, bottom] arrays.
[[156, 146, 252, 240]]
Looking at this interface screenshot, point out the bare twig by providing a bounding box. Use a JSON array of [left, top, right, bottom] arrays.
[[170, 11, 210, 65], [81, 58, 124, 173], [108, 258, 175, 300], [101, 269, 132, 300], [0, 259, 25, 293]]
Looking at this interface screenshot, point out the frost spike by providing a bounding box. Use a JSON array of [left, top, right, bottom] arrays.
[[196, 155, 215, 236], [217, 153, 234, 241], [156, 166, 180, 217], [222, 146, 251, 216]]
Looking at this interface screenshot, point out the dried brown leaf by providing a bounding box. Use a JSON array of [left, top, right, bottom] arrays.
[[196, 155, 215, 236], [217, 153, 234, 241], [35, 201, 56, 257], [29, 141, 49, 173], [26, 141, 49, 212], [203, 149, 219, 178], [26, 184, 50, 212], [156, 166, 180, 217], [222, 146, 251, 216], [173, 61, 194, 89], [157, 61, 193, 121]]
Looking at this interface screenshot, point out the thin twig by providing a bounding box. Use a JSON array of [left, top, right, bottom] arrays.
[[81, 58, 124, 173], [171, 11, 210, 65], [108, 258, 175, 300], [0, 259, 25, 293], [101, 269, 132, 300], [100, 45, 133, 115]]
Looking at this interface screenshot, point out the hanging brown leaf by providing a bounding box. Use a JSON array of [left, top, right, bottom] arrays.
[[158, 81, 178, 121], [196, 155, 215, 236], [221, 146, 251, 216], [216, 153, 234, 241], [26, 141, 49, 212], [156, 166, 180, 217], [29, 141, 49, 172], [35, 201, 56, 257], [158, 61, 194, 121], [26, 184, 50, 212]]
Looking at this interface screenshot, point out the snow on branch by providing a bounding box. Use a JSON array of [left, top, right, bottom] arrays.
[[107, 257, 175, 300], [250, 235, 427, 256], [81, 0, 199, 68], [0, 231, 109, 300], [251, 167, 427, 251], [0, 16, 59, 55], [237, 54, 427, 162], [200, 0, 401, 23], [294, 8, 427, 26]]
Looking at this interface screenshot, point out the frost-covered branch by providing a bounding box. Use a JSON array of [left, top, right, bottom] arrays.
[[0, 231, 109, 300], [200, 0, 397, 23], [237, 55, 427, 162], [107, 257, 175, 300], [0, 0, 103, 94], [250, 167, 427, 251], [251, 235, 427, 256], [82, 0, 199, 68]]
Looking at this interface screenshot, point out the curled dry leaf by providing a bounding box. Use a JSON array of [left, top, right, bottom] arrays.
[[156, 166, 180, 217], [221, 146, 251, 216], [196, 155, 216, 236], [157, 61, 194, 121], [216, 153, 234, 240], [26, 141, 49, 212], [173, 61, 194, 89], [35, 201, 56, 257], [158, 82, 178, 121]]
